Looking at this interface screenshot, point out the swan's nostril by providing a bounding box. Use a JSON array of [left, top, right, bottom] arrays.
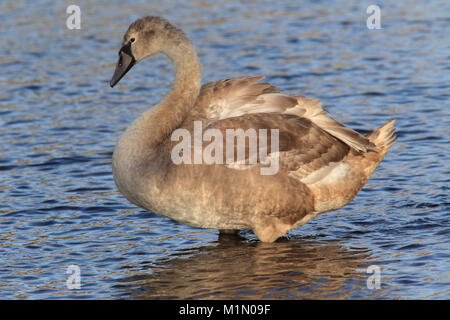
[[118, 55, 123, 67]]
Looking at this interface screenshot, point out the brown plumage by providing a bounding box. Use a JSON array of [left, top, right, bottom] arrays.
[[110, 16, 397, 242]]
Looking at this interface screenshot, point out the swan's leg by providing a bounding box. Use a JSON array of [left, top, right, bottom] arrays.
[[218, 229, 245, 242], [219, 229, 240, 236]]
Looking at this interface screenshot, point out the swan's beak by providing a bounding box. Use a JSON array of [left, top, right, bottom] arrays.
[[110, 43, 136, 87]]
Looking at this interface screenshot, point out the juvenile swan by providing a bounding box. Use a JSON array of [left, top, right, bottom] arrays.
[[110, 16, 396, 242]]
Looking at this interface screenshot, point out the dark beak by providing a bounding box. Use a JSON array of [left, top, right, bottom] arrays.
[[110, 43, 136, 87]]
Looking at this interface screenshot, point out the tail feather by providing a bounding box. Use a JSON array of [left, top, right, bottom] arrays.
[[368, 120, 397, 152], [295, 96, 377, 153]]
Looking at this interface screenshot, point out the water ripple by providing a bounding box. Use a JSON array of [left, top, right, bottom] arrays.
[[0, 0, 449, 299]]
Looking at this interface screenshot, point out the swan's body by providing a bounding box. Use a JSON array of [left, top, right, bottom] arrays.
[[110, 17, 396, 242]]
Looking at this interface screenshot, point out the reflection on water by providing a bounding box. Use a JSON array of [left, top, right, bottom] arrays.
[[118, 235, 378, 299], [0, 0, 449, 299]]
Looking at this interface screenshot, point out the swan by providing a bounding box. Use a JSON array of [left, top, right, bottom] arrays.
[[110, 16, 396, 242]]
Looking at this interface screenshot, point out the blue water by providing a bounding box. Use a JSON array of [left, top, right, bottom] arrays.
[[0, 0, 449, 299]]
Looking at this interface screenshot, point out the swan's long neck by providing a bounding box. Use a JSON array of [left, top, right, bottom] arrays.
[[139, 41, 201, 149], [129, 38, 201, 153], [112, 34, 201, 198]]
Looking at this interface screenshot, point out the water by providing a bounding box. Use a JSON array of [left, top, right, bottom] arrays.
[[0, 0, 449, 299]]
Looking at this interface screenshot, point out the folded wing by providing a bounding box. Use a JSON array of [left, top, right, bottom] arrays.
[[193, 76, 376, 153]]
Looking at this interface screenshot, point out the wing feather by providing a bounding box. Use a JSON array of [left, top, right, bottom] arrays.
[[200, 114, 351, 183], [193, 76, 375, 152]]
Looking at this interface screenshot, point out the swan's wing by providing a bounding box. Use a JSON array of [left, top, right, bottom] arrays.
[[201, 113, 351, 182], [194, 76, 280, 119], [194, 76, 375, 152]]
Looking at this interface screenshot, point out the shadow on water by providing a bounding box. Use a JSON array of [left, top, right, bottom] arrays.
[[115, 234, 382, 299]]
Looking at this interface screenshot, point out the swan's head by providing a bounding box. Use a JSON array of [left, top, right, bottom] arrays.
[[110, 16, 186, 87]]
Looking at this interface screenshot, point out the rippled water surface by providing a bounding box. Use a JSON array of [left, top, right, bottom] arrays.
[[1, 0, 449, 299]]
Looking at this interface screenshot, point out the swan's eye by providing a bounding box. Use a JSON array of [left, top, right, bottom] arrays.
[[130, 38, 135, 43]]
